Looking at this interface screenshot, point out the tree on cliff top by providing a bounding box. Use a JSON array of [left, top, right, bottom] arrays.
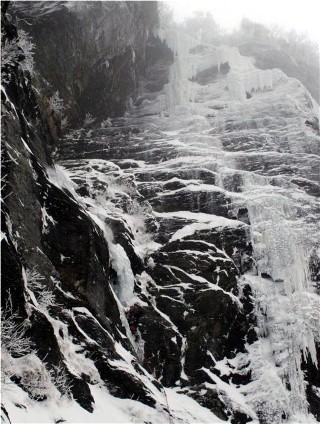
[[182, 11, 221, 42]]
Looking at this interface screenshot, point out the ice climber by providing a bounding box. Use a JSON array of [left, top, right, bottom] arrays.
[[126, 303, 144, 339]]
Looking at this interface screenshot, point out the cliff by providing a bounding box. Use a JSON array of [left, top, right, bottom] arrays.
[[1, 2, 320, 423], [12, 1, 160, 126]]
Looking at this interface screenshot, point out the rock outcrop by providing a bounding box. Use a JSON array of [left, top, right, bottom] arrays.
[[12, 1, 160, 126], [2, 2, 167, 416]]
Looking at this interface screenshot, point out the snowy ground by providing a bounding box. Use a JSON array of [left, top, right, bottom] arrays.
[[3, 382, 227, 423]]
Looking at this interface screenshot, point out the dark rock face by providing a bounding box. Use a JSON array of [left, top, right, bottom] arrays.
[[150, 186, 231, 216], [143, 35, 174, 94], [52, 124, 257, 421], [191, 61, 230, 85], [139, 307, 183, 386], [145, 235, 254, 388], [12, 1, 159, 125], [1, 5, 164, 416], [43, 185, 121, 325]]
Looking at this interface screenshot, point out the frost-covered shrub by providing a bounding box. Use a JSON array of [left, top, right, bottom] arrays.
[[100, 118, 112, 128], [1, 296, 33, 387], [83, 112, 96, 127], [1, 32, 20, 67], [17, 29, 35, 73], [60, 116, 69, 130], [1, 293, 69, 401], [48, 91, 65, 117], [1, 29, 35, 78], [51, 364, 73, 398], [25, 267, 45, 289], [65, 128, 83, 140], [19, 360, 52, 401], [26, 268, 57, 310], [1, 299, 32, 358]]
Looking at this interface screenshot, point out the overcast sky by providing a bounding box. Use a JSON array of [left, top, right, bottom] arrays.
[[166, 0, 320, 42]]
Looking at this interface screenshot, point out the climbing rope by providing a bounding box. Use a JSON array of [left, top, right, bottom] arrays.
[[143, 353, 174, 424], [162, 386, 174, 424]]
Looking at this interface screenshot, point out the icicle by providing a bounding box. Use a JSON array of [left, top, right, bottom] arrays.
[[108, 241, 135, 306]]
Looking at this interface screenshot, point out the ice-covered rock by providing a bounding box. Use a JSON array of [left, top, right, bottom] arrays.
[[2, 3, 319, 424]]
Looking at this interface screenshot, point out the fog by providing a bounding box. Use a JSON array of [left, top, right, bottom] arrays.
[[166, 0, 320, 42]]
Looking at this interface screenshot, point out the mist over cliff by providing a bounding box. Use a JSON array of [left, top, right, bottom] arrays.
[[1, 2, 319, 423]]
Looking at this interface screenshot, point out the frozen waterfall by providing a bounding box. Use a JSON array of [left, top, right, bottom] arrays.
[[135, 26, 320, 422]]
